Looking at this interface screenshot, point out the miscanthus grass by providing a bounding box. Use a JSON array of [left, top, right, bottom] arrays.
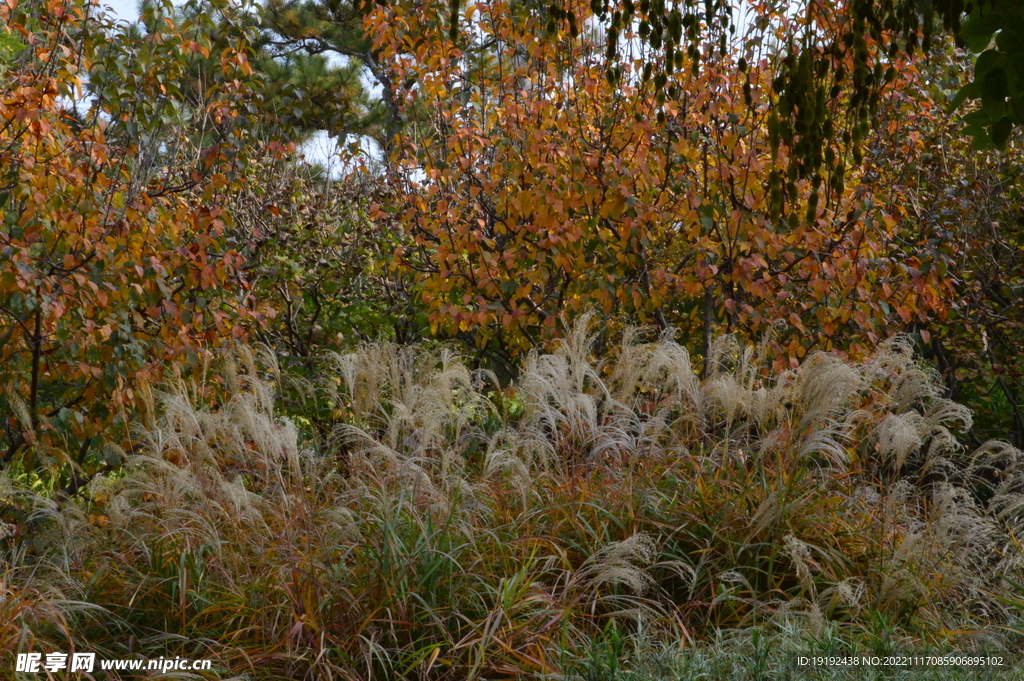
[[4, 320, 1024, 679]]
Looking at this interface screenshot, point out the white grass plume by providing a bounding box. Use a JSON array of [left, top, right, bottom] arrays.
[[583, 533, 659, 595]]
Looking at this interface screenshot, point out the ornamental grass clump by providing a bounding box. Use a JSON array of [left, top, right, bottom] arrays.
[[3, 321, 1024, 679]]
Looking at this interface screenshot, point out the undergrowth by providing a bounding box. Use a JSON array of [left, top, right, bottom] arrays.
[[4, 319, 1024, 679]]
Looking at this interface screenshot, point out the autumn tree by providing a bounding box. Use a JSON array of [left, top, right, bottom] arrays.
[[876, 38, 1024, 447], [0, 0, 265, 483], [543, 0, 1024, 158], [361, 0, 959, 372]]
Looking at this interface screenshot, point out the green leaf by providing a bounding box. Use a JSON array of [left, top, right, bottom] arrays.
[[960, 12, 1003, 53], [974, 49, 1004, 79], [982, 69, 1009, 119], [0, 32, 25, 61], [991, 116, 1014, 148], [995, 16, 1024, 53], [963, 108, 991, 126], [984, 68, 1009, 99], [1011, 94, 1024, 123], [971, 129, 995, 150], [949, 80, 982, 113]]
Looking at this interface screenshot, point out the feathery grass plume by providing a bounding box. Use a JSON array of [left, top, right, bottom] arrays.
[[482, 428, 533, 504], [893, 362, 944, 415], [861, 336, 947, 422], [582, 533, 659, 595], [7, 322, 1024, 677], [522, 323, 704, 466], [705, 334, 741, 379], [782, 534, 822, 604], [817, 576, 865, 618], [973, 443, 1024, 560], [925, 398, 973, 433], [607, 331, 691, 458], [702, 373, 746, 429], [876, 527, 930, 609], [562, 533, 663, 625], [8, 392, 32, 431], [875, 412, 926, 472], [745, 370, 793, 435], [641, 335, 703, 426], [699, 337, 750, 455], [881, 479, 918, 525], [77, 348, 360, 678], [608, 326, 655, 406], [861, 334, 915, 381], [929, 483, 1004, 577], [331, 343, 488, 498], [518, 322, 609, 467], [794, 352, 863, 430], [327, 341, 402, 422], [0, 532, 110, 664], [797, 421, 853, 467]]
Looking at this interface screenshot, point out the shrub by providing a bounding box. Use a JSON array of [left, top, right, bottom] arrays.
[[5, 322, 1024, 678]]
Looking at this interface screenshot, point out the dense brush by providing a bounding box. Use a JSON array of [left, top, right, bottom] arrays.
[[3, 322, 1024, 679]]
